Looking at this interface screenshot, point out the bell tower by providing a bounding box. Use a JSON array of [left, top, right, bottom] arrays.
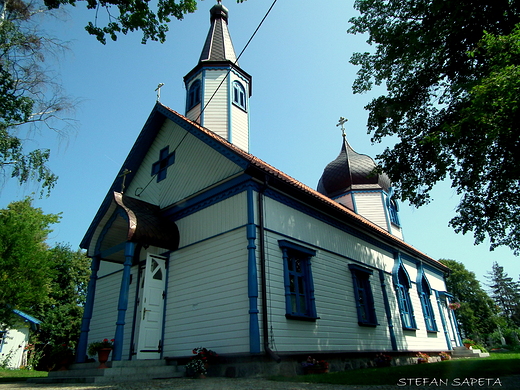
[[184, 1, 252, 152]]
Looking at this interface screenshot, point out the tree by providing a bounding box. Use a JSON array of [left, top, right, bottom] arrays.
[[486, 261, 520, 326], [0, 197, 60, 328], [439, 259, 498, 340], [33, 244, 91, 348], [44, 0, 246, 44], [348, 1, 520, 253], [1, 0, 74, 196]]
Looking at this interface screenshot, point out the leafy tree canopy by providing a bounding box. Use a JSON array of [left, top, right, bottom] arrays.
[[33, 244, 91, 348], [0, 197, 60, 328], [439, 259, 498, 340], [349, 1, 520, 253], [1, 0, 74, 196], [485, 261, 520, 326], [44, 0, 247, 44]]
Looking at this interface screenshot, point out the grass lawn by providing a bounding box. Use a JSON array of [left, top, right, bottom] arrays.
[[0, 368, 48, 383], [271, 352, 520, 386]]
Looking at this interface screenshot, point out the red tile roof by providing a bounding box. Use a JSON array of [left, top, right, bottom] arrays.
[[159, 103, 447, 271]]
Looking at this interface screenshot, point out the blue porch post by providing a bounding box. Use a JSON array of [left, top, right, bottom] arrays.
[[112, 242, 135, 361], [76, 255, 101, 363], [247, 187, 261, 353]]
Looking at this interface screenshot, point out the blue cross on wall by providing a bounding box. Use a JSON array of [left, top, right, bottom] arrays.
[[151, 146, 175, 182]]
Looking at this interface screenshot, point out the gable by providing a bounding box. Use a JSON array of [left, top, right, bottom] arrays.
[[126, 118, 245, 208]]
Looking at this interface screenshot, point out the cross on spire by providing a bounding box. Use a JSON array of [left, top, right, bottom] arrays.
[[336, 117, 348, 138]]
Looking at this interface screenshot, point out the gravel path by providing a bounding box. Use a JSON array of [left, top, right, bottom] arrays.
[[1, 375, 518, 390]]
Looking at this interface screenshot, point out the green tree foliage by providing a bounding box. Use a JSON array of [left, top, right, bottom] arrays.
[[0, 197, 60, 328], [44, 0, 247, 44], [1, 0, 74, 196], [486, 261, 520, 326], [349, 1, 520, 253], [439, 259, 498, 341], [33, 244, 90, 347]]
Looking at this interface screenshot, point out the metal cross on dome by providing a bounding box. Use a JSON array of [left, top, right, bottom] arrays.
[[336, 117, 348, 138]]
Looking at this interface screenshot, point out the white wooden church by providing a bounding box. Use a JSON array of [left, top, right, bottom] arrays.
[[76, 1, 461, 373]]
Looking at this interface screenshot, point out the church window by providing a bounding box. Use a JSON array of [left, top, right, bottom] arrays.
[[151, 146, 175, 182], [187, 80, 201, 110], [394, 264, 417, 330], [279, 240, 318, 320], [418, 272, 438, 332], [386, 188, 400, 226], [348, 264, 378, 326], [232, 81, 247, 111]]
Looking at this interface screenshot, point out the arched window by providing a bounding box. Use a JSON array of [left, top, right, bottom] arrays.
[[187, 80, 201, 110], [232, 81, 247, 111], [418, 272, 438, 332], [394, 262, 417, 330], [386, 188, 400, 226]]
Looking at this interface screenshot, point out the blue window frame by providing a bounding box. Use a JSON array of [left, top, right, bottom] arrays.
[[394, 264, 417, 330], [187, 80, 201, 110], [279, 240, 318, 321], [418, 273, 438, 332], [386, 188, 400, 226], [348, 264, 378, 326], [232, 81, 247, 111]]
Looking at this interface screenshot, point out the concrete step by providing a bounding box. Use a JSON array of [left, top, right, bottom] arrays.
[[28, 359, 185, 384], [452, 346, 490, 358]]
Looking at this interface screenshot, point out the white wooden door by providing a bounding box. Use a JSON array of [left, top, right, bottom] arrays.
[[136, 254, 166, 359]]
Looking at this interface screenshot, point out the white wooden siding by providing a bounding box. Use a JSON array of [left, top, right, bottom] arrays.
[[231, 105, 248, 152], [335, 193, 354, 211], [202, 70, 228, 140], [263, 196, 395, 273], [88, 266, 139, 359], [175, 191, 248, 248], [162, 228, 250, 356], [263, 231, 393, 352], [261, 195, 450, 353], [229, 72, 249, 152], [126, 119, 243, 208], [353, 192, 388, 230]]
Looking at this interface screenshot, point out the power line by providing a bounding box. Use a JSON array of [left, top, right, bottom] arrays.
[[196, 0, 279, 122]]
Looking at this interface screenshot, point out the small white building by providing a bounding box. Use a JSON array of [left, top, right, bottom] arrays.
[[76, 1, 461, 374], [0, 310, 41, 369]]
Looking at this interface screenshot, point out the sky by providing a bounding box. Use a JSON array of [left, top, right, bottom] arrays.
[[1, 0, 519, 285]]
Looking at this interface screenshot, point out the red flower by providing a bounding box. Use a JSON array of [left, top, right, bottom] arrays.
[[103, 339, 109, 342]]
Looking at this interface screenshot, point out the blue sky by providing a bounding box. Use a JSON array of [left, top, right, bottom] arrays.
[[2, 0, 519, 285]]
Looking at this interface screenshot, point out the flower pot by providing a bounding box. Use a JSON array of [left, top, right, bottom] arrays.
[[97, 348, 112, 369], [464, 343, 472, 349]]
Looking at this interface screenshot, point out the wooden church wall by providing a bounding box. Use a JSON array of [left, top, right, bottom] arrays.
[[161, 192, 251, 356], [261, 194, 451, 353], [126, 119, 243, 209], [87, 266, 138, 360], [162, 228, 250, 356], [229, 72, 249, 152], [201, 70, 229, 141], [352, 191, 388, 231]]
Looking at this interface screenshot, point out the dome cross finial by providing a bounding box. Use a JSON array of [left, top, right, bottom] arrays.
[[337, 117, 348, 138]]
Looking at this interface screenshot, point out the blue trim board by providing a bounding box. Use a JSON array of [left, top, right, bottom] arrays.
[[246, 187, 261, 353]]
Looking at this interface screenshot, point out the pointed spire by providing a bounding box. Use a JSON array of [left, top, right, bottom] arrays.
[[199, 0, 238, 64]]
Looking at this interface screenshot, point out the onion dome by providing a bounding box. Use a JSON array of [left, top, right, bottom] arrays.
[[317, 134, 391, 198]]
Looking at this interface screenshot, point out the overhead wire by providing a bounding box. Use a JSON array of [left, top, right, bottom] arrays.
[[135, 0, 278, 197]]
